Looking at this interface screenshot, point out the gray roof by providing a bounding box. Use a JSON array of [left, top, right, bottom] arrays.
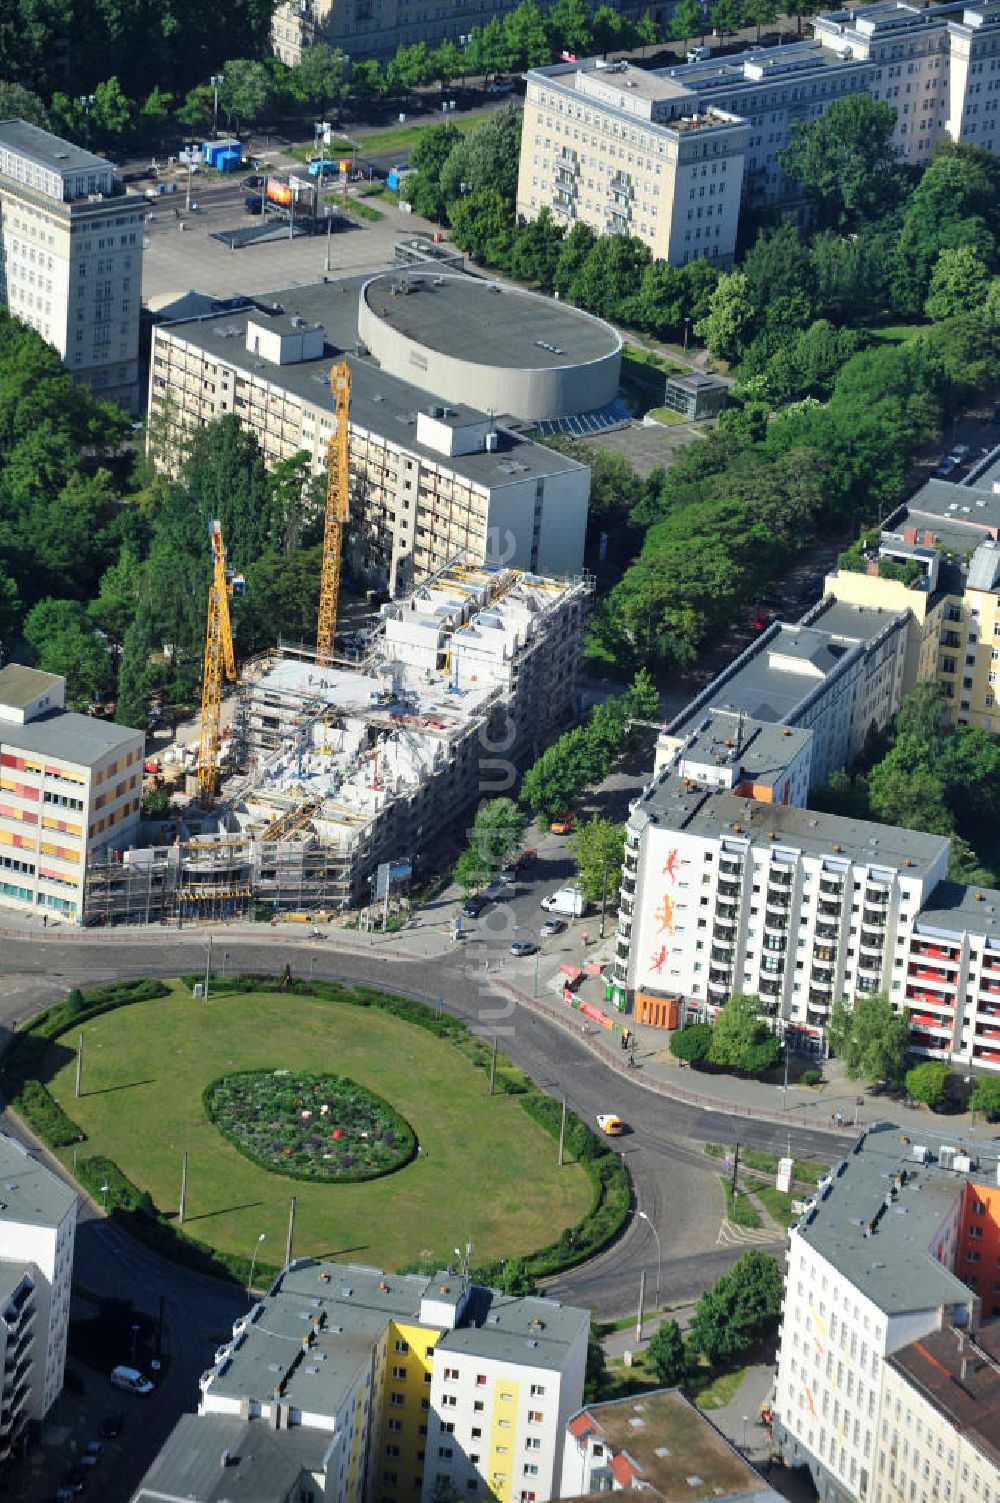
[[0, 664, 61, 710], [795, 1125, 998, 1317], [0, 1133, 77, 1230], [0, 709, 143, 768], [362, 271, 620, 370], [912, 879, 1000, 943], [663, 784, 948, 876], [967, 540, 1000, 592], [160, 278, 588, 492], [672, 602, 904, 735], [0, 118, 108, 175], [207, 1260, 587, 1418], [134, 1413, 329, 1503], [886, 479, 1000, 558], [675, 708, 812, 790]]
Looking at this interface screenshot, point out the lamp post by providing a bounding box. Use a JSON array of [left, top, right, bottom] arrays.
[[99, 1179, 109, 1214], [130, 1322, 140, 1366], [324, 206, 334, 272], [79, 94, 95, 147], [683, 316, 692, 354], [247, 1232, 266, 1295], [636, 1210, 661, 1311], [210, 74, 224, 138]]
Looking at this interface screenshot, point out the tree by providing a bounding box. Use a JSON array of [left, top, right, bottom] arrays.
[[138, 86, 172, 147], [404, 120, 464, 221], [708, 993, 782, 1074], [448, 188, 517, 264], [925, 245, 991, 322], [546, 0, 593, 55], [220, 59, 272, 129], [440, 100, 524, 207], [0, 82, 50, 128], [779, 94, 901, 231], [430, 40, 463, 91], [636, 11, 659, 56], [88, 544, 143, 646], [695, 271, 757, 364], [388, 41, 431, 100], [454, 797, 527, 888], [669, 0, 703, 46], [351, 58, 387, 100], [709, 0, 742, 42], [91, 76, 133, 146], [504, 0, 552, 67], [497, 1257, 537, 1296], [827, 994, 910, 1084], [688, 1250, 782, 1365], [297, 45, 347, 116], [905, 1061, 951, 1109], [669, 1023, 712, 1064], [743, 0, 777, 44], [584, 1322, 607, 1402], [972, 1075, 1000, 1121], [176, 85, 211, 131], [570, 816, 625, 907], [648, 1319, 687, 1385], [465, 17, 513, 79], [592, 5, 635, 56], [23, 597, 113, 710], [783, 0, 814, 34], [180, 415, 276, 569], [893, 143, 1000, 314]]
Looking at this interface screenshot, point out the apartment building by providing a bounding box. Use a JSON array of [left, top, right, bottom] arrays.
[[0, 1133, 78, 1463], [669, 597, 912, 791], [133, 1258, 589, 1503], [878, 1321, 1000, 1503], [519, 2, 1000, 260], [616, 712, 950, 1053], [774, 1125, 1000, 1503], [0, 664, 144, 924], [516, 59, 748, 266], [0, 118, 144, 410], [824, 464, 1000, 733], [148, 275, 591, 596], [560, 1389, 783, 1503]]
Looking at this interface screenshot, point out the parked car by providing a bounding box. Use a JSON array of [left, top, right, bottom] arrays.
[[110, 1364, 154, 1395], [949, 443, 970, 463], [549, 811, 576, 835], [936, 455, 958, 478], [540, 917, 566, 938], [462, 894, 488, 919], [100, 1412, 124, 1440], [514, 848, 536, 869], [81, 1442, 103, 1468], [487, 78, 515, 94], [510, 938, 538, 957]]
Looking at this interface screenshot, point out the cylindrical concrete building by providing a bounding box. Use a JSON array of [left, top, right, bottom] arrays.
[[357, 271, 622, 423]]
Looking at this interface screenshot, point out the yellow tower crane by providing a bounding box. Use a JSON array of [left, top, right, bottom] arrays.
[[197, 518, 242, 805], [316, 360, 351, 667]]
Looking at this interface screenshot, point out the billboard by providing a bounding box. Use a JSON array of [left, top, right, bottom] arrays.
[[266, 178, 291, 206]]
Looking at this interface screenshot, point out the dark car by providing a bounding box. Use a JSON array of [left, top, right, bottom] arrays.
[[100, 1412, 124, 1440], [514, 848, 537, 869], [462, 894, 488, 919]]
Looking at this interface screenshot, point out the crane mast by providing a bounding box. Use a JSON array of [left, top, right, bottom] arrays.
[[197, 518, 240, 805], [316, 360, 351, 666]]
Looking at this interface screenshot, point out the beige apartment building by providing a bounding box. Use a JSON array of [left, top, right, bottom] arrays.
[[272, 0, 502, 64], [516, 59, 747, 266], [0, 119, 144, 410]]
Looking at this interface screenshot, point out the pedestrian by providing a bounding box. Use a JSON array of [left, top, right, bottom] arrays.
[[42, 913, 47, 928]]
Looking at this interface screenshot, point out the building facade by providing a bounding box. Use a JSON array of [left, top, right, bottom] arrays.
[[517, 59, 748, 266], [148, 276, 591, 596], [774, 1126, 1000, 1503], [519, 3, 1000, 262], [135, 1258, 588, 1503], [0, 665, 144, 924], [0, 1133, 78, 1463], [0, 118, 144, 410]]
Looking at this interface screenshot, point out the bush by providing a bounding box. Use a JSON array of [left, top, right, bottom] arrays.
[[669, 1023, 712, 1064], [905, 1060, 951, 1109], [800, 1068, 823, 1087], [971, 1075, 1000, 1121], [16, 1078, 85, 1147]]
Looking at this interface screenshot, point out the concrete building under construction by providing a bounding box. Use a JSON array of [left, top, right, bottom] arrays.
[[84, 562, 591, 924]]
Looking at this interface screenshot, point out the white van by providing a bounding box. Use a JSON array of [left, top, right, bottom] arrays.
[[687, 45, 712, 62], [110, 1364, 154, 1395]]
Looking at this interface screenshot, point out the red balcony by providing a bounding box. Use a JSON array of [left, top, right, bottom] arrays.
[[906, 988, 953, 1009], [908, 966, 956, 987], [980, 980, 1000, 997], [975, 1026, 1000, 1041], [914, 944, 959, 964], [910, 1012, 952, 1032], [973, 1046, 1000, 1062]]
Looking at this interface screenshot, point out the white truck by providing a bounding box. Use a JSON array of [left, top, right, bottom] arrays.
[[540, 886, 587, 917]]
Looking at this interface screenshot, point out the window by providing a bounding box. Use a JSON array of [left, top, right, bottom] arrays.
[[382, 1471, 398, 1485], [476, 1374, 487, 1386], [394, 1340, 410, 1354], [444, 1368, 459, 1381], [530, 1384, 546, 1397], [523, 1465, 539, 1476], [474, 1401, 485, 1413], [443, 1395, 458, 1408], [390, 1393, 405, 1408], [386, 1446, 400, 1459], [439, 1447, 453, 1459], [528, 1411, 544, 1424], [392, 1366, 407, 1380]]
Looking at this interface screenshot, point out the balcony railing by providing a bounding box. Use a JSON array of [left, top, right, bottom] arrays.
[[815, 923, 839, 941], [866, 887, 890, 907], [769, 868, 793, 887], [717, 880, 741, 899], [818, 900, 841, 918], [819, 880, 843, 896]]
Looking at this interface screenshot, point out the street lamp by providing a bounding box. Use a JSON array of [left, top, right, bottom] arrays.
[[99, 1179, 109, 1213], [130, 1322, 140, 1366], [247, 1232, 266, 1295], [79, 94, 95, 147], [210, 74, 224, 138], [636, 1210, 661, 1312]]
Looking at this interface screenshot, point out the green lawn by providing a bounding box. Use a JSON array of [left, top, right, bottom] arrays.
[[754, 1184, 798, 1229], [47, 985, 590, 1274], [723, 1177, 762, 1229], [290, 114, 482, 166], [646, 405, 690, 426], [863, 321, 927, 346]]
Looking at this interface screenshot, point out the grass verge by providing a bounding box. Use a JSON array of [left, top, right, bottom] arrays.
[[646, 405, 690, 426], [704, 1141, 829, 1183], [754, 1184, 798, 1229], [722, 1177, 762, 1229]]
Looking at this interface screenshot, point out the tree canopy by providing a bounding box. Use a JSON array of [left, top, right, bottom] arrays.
[[827, 994, 910, 1085]]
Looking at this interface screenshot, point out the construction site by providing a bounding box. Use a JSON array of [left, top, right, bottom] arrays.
[[83, 560, 592, 925]]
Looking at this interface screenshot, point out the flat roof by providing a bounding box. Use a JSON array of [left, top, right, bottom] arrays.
[[567, 1390, 777, 1503], [913, 879, 1000, 943], [654, 37, 872, 88], [0, 118, 109, 176], [672, 602, 904, 733], [362, 271, 620, 370], [886, 1322, 1000, 1473], [0, 1132, 77, 1230], [0, 709, 142, 767], [134, 1413, 329, 1502], [437, 1288, 589, 1372], [640, 780, 950, 877], [0, 664, 61, 710], [796, 1125, 1000, 1316], [676, 708, 812, 789], [161, 278, 586, 490]]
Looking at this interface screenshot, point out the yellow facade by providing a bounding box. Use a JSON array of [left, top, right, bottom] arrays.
[[488, 1378, 520, 1503], [377, 1319, 442, 1503]]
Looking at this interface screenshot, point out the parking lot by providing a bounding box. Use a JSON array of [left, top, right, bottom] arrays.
[[141, 167, 442, 309]]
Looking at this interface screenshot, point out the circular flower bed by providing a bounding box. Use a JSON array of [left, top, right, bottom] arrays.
[[203, 1069, 417, 1182]]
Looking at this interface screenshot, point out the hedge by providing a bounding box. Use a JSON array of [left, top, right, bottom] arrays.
[[7, 973, 631, 1290]]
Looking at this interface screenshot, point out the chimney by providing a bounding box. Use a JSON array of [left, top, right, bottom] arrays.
[[923, 530, 934, 547], [903, 527, 917, 545], [867, 560, 879, 577]]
